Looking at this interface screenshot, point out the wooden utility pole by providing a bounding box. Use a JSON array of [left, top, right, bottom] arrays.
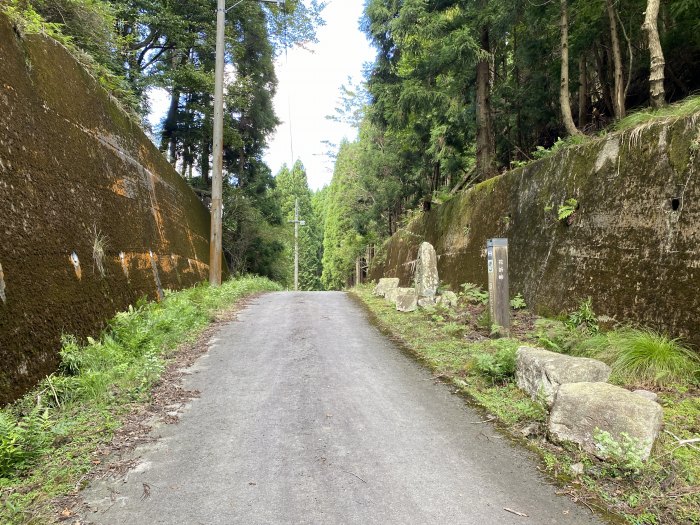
[[288, 198, 305, 291], [208, 0, 226, 287], [209, 0, 283, 287]]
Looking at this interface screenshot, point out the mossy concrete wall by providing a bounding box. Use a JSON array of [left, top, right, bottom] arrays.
[[0, 15, 219, 404], [372, 112, 700, 347]]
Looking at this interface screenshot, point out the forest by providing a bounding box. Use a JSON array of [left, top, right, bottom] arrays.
[[3, 0, 700, 289]]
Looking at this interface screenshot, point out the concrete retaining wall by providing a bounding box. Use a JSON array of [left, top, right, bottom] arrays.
[[0, 15, 219, 404]]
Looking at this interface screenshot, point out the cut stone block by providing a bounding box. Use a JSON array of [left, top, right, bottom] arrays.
[[395, 288, 417, 312], [385, 287, 400, 304], [549, 382, 663, 460], [414, 242, 439, 298], [373, 278, 399, 297], [516, 346, 611, 406]]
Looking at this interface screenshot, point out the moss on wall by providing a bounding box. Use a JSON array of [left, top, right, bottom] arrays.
[[372, 113, 700, 348], [0, 15, 223, 404]]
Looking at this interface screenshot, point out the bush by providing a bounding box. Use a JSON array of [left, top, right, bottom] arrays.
[[566, 297, 599, 333]]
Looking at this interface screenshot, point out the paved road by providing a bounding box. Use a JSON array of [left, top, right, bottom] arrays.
[[82, 292, 606, 524]]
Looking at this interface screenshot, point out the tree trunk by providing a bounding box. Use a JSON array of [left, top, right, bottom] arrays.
[[606, 0, 626, 119], [560, 0, 581, 136], [642, 0, 666, 108], [578, 55, 589, 128], [162, 88, 180, 166], [593, 44, 615, 118], [476, 22, 496, 180]]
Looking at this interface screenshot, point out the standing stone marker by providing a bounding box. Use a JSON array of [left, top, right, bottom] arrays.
[[487, 238, 510, 333], [415, 242, 439, 298]]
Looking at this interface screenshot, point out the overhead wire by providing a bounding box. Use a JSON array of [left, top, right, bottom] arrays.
[[283, 2, 295, 165]]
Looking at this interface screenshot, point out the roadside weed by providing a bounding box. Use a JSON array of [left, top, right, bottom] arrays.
[[0, 276, 281, 523]]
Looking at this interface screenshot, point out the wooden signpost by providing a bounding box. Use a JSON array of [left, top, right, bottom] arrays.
[[487, 238, 510, 334]]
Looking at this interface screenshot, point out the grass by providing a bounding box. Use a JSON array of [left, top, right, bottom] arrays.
[[613, 95, 700, 133], [353, 284, 700, 525], [0, 276, 282, 524]]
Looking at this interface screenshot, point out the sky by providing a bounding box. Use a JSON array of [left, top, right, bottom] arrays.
[[263, 1, 375, 190], [148, 1, 374, 191]]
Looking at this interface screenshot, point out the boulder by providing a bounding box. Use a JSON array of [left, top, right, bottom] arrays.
[[373, 278, 399, 297], [414, 242, 439, 298], [516, 346, 611, 406], [439, 291, 459, 308], [395, 288, 418, 312], [549, 382, 663, 460]]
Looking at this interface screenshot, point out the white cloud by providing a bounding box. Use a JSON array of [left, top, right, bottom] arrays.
[[264, 0, 375, 190]]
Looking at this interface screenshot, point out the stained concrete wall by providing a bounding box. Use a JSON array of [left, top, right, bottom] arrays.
[[0, 15, 219, 404], [371, 111, 700, 348]]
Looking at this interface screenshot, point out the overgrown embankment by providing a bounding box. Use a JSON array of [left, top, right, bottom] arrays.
[[352, 285, 700, 525], [0, 13, 223, 404], [371, 111, 700, 348], [0, 276, 281, 524]]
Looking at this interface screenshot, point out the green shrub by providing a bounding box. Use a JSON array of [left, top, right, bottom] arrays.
[[510, 293, 526, 310], [566, 297, 599, 333]]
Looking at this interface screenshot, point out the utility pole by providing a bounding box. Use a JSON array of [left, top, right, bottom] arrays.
[[209, 0, 283, 287], [288, 198, 305, 291], [209, 0, 226, 287]]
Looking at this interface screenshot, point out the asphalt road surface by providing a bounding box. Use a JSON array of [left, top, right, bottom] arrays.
[[82, 291, 607, 525]]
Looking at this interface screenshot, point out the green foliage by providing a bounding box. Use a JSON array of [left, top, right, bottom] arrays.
[[321, 141, 376, 289], [566, 297, 599, 333], [510, 293, 526, 310], [274, 161, 324, 290], [532, 136, 588, 161], [351, 286, 700, 525], [473, 340, 518, 383], [557, 198, 578, 222], [459, 282, 489, 305], [593, 430, 647, 477], [0, 276, 281, 489], [604, 329, 700, 388], [614, 96, 700, 133], [0, 409, 50, 479]]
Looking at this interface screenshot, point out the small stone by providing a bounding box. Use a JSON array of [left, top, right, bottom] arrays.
[[519, 422, 540, 438], [439, 291, 458, 308], [633, 390, 658, 403], [417, 297, 437, 308], [570, 462, 585, 476], [385, 287, 400, 304]]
